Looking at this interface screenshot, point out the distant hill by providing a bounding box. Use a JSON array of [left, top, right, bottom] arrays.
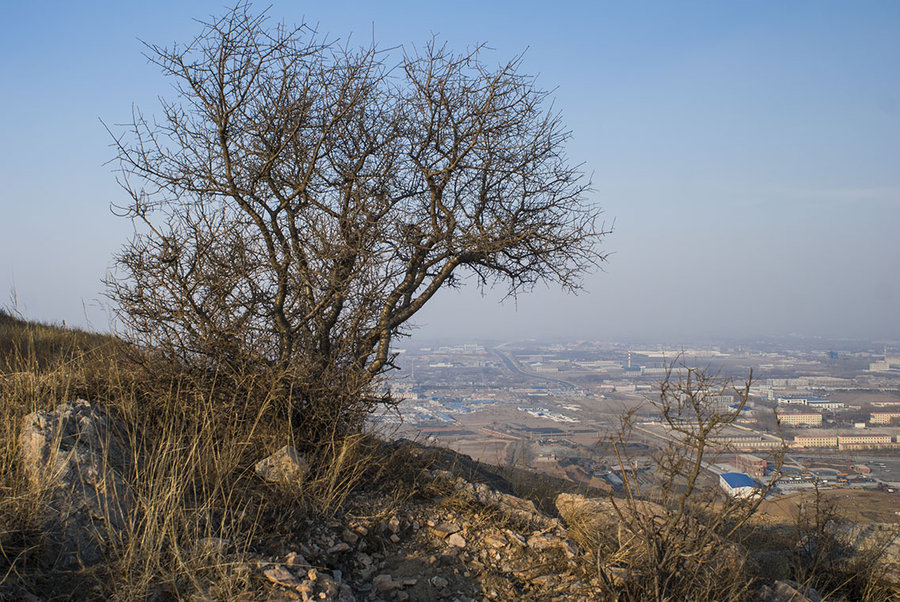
[[0, 310, 118, 371]]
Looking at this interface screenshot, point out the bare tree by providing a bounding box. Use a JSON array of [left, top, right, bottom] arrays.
[[594, 360, 785, 601], [106, 4, 607, 446]]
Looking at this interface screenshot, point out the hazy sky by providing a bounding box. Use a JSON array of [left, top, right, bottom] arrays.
[[1, 1, 898, 343]]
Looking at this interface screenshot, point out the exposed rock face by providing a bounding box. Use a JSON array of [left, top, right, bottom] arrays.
[[11, 417, 894, 599], [556, 491, 664, 525], [255, 444, 309, 484], [555, 492, 615, 524], [556, 492, 637, 550], [757, 579, 822, 602], [832, 522, 900, 585], [432, 470, 558, 530], [18, 399, 133, 568]]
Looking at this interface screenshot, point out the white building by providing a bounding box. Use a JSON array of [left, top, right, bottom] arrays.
[[776, 412, 822, 426], [719, 472, 758, 499]]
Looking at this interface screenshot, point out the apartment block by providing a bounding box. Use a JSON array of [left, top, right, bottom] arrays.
[[837, 433, 893, 450], [870, 412, 900, 425], [776, 412, 822, 426], [792, 434, 838, 448]]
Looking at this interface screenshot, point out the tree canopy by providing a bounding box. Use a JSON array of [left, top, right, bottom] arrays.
[[108, 4, 607, 444]]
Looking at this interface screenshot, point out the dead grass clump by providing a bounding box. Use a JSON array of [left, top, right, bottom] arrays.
[[790, 487, 900, 601], [493, 463, 598, 517], [104, 406, 265, 600], [556, 497, 617, 566], [0, 314, 442, 599]]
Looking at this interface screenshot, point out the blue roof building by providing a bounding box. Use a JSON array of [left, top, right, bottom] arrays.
[[719, 472, 758, 498]]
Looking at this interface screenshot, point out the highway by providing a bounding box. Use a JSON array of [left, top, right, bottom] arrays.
[[490, 346, 577, 390]]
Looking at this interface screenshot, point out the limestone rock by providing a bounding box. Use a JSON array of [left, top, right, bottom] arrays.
[[530, 574, 557, 586], [327, 542, 351, 554], [387, 516, 401, 533], [527, 533, 563, 551], [834, 523, 900, 584], [555, 492, 618, 523], [556, 492, 666, 544], [341, 529, 359, 545], [447, 533, 467, 548], [434, 471, 554, 528], [284, 551, 309, 568], [372, 573, 400, 592], [255, 445, 309, 484], [504, 530, 527, 547], [18, 399, 134, 568], [431, 521, 460, 537], [264, 565, 302, 588], [561, 539, 579, 559], [757, 579, 822, 602]]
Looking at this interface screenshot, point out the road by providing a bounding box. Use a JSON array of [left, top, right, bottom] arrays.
[[490, 346, 577, 390]]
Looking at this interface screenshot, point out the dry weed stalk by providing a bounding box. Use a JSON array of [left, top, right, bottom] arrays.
[[791, 484, 899, 601], [106, 2, 608, 449], [589, 359, 786, 601]]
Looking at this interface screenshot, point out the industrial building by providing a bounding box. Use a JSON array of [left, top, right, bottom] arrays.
[[732, 454, 766, 477], [837, 433, 893, 450], [791, 433, 896, 450], [776, 412, 822, 426], [806, 400, 844, 411], [709, 431, 782, 451], [776, 395, 827, 405], [870, 412, 900, 425], [719, 472, 758, 498], [792, 434, 838, 448]]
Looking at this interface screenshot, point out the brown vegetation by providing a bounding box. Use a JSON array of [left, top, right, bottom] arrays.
[[0, 312, 425, 599], [106, 3, 607, 450], [0, 313, 898, 600], [579, 362, 783, 600]]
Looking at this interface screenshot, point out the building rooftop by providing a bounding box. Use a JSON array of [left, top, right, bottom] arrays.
[[721, 472, 756, 489]]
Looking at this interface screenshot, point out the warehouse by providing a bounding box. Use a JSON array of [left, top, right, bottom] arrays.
[[719, 472, 758, 498]]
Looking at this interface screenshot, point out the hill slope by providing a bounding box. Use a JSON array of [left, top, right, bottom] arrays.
[[0, 313, 896, 600]]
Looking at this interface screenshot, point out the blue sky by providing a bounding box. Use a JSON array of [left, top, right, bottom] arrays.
[[1, 1, 898, 342]]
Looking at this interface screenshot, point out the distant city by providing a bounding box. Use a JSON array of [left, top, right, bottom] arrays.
[[376, 337, 900, 521]]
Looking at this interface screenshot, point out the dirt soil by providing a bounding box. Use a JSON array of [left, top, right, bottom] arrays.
[[757, 489, 900, 525]]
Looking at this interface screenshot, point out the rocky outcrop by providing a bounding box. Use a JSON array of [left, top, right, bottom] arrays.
[[757, 579, 822, 602], [431, 469, 560, 530], [249, 478, 595, 601], [255, 444, 309, 484], [832, 522, 900, 585], [12, 411, 896, 599], [555, 492, 666, 550], [18, 399, 133, 568]]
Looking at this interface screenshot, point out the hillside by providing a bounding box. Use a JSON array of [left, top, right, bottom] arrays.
[[0, 312, 896, 601]]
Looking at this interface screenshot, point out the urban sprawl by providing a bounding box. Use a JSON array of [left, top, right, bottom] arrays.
[[378, 339, 900, 516]]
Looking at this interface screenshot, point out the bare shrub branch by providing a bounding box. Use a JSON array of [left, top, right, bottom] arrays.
[[595, 358, 786, 601], [106, 4, 608, 446]]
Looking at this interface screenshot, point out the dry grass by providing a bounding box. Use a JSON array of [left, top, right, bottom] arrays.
[[0, 312, 267, 598], [0, 311, 431, 599], [786, 487, 899, 601], [2, 312, 896, 600]]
